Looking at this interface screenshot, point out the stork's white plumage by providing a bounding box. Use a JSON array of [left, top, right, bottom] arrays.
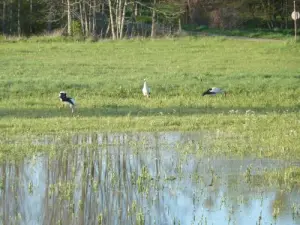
[[142, 79, 150, 98], [202, 87, 226, 96]]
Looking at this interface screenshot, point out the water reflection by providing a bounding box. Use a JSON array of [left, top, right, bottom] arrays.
[[0, 132, 300, 225]]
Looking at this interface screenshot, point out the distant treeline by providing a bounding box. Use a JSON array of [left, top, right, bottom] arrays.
[[0, 0, 298, 38]]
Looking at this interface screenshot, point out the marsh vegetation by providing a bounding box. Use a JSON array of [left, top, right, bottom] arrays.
[[2, 132, 300, 225]]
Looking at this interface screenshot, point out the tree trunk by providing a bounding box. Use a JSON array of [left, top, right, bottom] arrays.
[[17, 0, 21, 36], [115, 0, 119, 38], [108, 0, 116, 39], [92, 0, 96, 35], [131, 1, 137, 37], [79, 2, 85, 35], [29, 0, 32, 34], [67, 0, 72, 35], [101, 0, 104, 13], [135, 1, 138, 16], [118, 0, 122, 38], [2, 0, 6, 35], [285, 0, 288, 29], [84, 3, 89, 35], [178, 18, 181, 33], [186, 0, 192, 23], [89, 4, 92, 34], [105, 20, 111, 38], [9, 0, 12, 34], [119, 0, 127, 38], [151, 0, 156, 38]]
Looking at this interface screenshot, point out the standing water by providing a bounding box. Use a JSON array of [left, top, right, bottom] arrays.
[[0, 132, 300, 225]]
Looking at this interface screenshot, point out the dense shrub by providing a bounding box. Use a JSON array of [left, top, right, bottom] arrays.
[[210, 7, 240, 29], [71, 20, 83, 36]]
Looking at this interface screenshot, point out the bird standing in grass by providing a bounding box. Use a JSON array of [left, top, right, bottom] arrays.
[[202, 87, 227, 97], [142, 79, 150, 98], [59, 91, 75, 113]]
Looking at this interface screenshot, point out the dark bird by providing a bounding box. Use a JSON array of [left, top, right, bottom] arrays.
[[202, 87, 227, 97], [59, 91, 75, 113]]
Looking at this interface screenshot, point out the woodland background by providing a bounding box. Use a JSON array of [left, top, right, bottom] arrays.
[[0, 0, 299, 39]]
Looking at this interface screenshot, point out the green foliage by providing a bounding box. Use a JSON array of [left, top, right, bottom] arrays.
[[136, 16, 152, 24], [156, 2, 182, 22], [1, 0, 297, 37], [71, 20, 83, 37]]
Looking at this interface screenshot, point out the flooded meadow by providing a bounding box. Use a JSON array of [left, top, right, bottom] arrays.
[[1, 132, 300, 225]]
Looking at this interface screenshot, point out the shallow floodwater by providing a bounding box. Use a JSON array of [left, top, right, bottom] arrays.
[[0, 132, 300, 225]]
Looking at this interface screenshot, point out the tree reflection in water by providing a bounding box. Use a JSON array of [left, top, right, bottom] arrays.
[[0, 132, 300, 225]]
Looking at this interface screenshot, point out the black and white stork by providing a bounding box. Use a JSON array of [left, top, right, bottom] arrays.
[[59, 91, 75, 113], [202, 87, 227, 97]]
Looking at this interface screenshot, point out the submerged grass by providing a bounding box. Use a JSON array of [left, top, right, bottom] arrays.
[[1, 36, 300, 160]]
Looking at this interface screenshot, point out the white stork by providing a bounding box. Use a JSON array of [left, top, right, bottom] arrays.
[[142, 79, 150, 98]]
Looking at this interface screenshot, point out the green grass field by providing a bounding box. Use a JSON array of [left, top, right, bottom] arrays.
[[1, 36, 300, 160]]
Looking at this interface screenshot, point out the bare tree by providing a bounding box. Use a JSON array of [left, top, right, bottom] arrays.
[[67, 0, 72, 35], [151, 0, 156, 37], [92, 0, 96, 34], [83, 0, 89, 35], [108, 0, 116, 39], [108, 0, 127, 39], [79, 1, 85, 34]]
